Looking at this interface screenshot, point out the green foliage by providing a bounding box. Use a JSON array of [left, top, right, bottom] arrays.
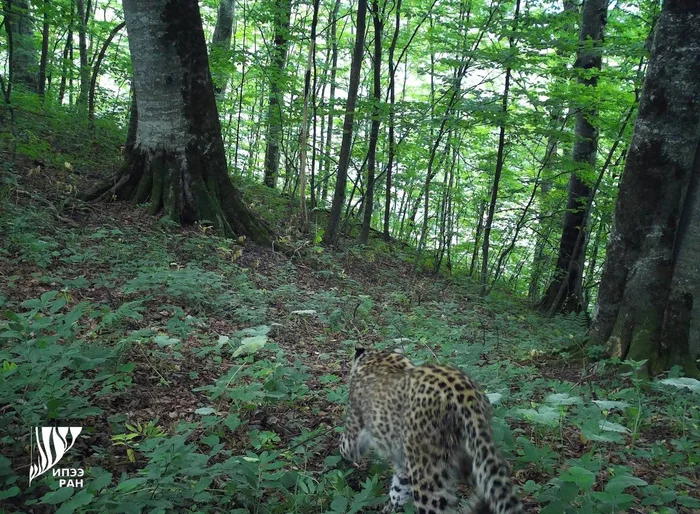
[[2, 171, 699, 512]]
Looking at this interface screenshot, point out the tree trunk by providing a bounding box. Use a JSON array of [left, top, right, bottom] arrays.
[[210, 0, 234, 96], [83, 0, 271, 245], [435, 143, 456, 273], [319, 0, 341, 205], [262, 0, 292, 188], [76, 0, 91, 110], [589, 0, 700, 378], [359, 0, 382, 244], [324, 0, 367, 245], [233, 0, 249, 172], [383, 0, 401, 242], [37, 0, 50, 96], [539, 0, 607, 314], [58, 5, 73, 105], [4, 0, 39, 91], [68, 24, 74, 104], [480, 0, 520, 296], [299, 0, 320, 227], [469, 201, 485, 278], [125, 84, 137, 154], [582, 218, 602, 311]]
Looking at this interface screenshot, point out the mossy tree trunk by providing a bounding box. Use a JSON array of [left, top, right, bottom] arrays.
[[83, 0, 271, 245], [589, 0, 700, 378]]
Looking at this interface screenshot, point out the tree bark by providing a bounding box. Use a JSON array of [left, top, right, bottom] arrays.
[[233, 0, 249, 172], [469, 201, 485, 278], [4, 0, 39, 91], [262, 0, 292, 188], [37, 0, 50, 96], [319, 0, 341, 205], [210, 0, 234, 96], [383, 0, 401, 241], [435, 142, 456, 273], [589, 0, 700, 377], [58, 4, 73, 105], [76, 0, 91, 110], [359, 0, 382, 244], [539, 0, 607, 314], [299, 0, 320, 227], [324, 0, 367, 245], [83, 0, 271, 245]]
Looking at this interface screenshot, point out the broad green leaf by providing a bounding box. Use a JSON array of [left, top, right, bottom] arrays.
[[559, 466, 595, 490], [331, 495, 348, 512], [592, 400, 630, 410], [605, 474, 648, 493], [41, 487, 75, 505], [55, 489, 94, 514], [659, 377, 700, 394], [0, 486, 20, 500], [517, 406, 560, 427], [545, 393, 581, 406], [599, 420, 630, 434], [233, 335, 267, 357], [486, 392, 503, 405]]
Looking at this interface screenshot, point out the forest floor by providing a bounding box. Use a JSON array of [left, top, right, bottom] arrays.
[[1, 114, 699, 514]]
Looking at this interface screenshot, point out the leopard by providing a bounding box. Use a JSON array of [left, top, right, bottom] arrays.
[[339, 348, 524, 514]]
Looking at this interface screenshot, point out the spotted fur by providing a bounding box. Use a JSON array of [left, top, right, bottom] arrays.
[[339, 349, 524, 514]]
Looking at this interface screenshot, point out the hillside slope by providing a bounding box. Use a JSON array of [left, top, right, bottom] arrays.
[[1, 113, 699, 514]]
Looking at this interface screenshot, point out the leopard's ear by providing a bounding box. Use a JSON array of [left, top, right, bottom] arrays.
[[353, 347, 366, 361]]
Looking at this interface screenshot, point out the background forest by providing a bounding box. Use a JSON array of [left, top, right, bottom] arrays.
[[1, 0, 699, 513]]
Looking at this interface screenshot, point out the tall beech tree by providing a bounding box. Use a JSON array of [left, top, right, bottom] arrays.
[[539, 0, 607, 314], [83, 0, 271, 244], [589, 0, 700, 377]]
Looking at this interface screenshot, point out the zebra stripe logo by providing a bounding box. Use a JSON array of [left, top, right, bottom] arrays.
[[29, 427, 82, 485]]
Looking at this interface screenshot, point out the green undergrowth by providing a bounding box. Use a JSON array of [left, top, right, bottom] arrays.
[[1, 166, 699, 513], [1, 95, 125, 175]]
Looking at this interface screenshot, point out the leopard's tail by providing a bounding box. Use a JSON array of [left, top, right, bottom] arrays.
[[465, 426, 524, 514]]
